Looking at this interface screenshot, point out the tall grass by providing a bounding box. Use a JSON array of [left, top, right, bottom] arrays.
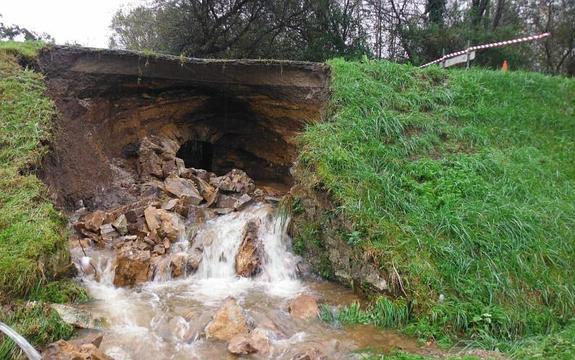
[[0, 44, 70, 300], [0, 42, 80, 355], [299, 59, 575, 349]]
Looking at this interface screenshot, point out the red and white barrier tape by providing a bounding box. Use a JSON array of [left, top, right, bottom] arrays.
[[420, 32, 551, 68]]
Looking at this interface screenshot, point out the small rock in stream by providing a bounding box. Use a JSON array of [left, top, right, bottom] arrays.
[[288, 294, 320, 320], [228, 335, 257, 355], [205, 297, 251, 341]]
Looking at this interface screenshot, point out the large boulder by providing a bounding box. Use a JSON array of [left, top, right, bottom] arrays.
[[288, 294, 319, 320], [164, 175, 203, 204], [205, 297, 251, 341], [50, 304, 103, 329], [113, 245, 152, 287], [210, 169, 255, 193], [235, 221, 261, 277]]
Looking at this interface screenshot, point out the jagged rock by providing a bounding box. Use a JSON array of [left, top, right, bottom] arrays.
[[162, 198, 179, 211], [210, 169, 255, 193], [156, 136, 179, 159], [162, 159, 178, 178], [162, 197, 191, 217], [170, 253, 190, 278], [188, 248, 203, 270], [99, 223, 119, 242], [153, 244, 166, 255], [227, 327, 272, 355], [81, 210, 107, 232], [192, 176, 218, 206], [124, 209, 138, 223], [235, 221, 261, 277], [144, 206, 183, 242], [228, 335, 257, 355], [138, 144, 164, 178], [214, 208, 234, 215], [175, 158, 186, 176], [42, 338, 111, 360], [112, 214, 128, 235], [164, 175, 203, 204], [137, 136, 180, 179], [140, 180, 165, 197], [205, 297, 251, 341], [113, 245, 152, 287], [144, 206, 161, 234], [127, 217, 149, 238], [180, 167, 211, 182], [70, 333, 104, 349], [217, 194, 238, 209], [288, 294, 319, 320], [248, 328, 272, 354], [234, 194, 253, 210], [158, 210, 184, 242]]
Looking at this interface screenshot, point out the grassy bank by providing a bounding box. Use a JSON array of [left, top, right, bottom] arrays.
[[298, 59, 575, 352], [0, 41, 86, 357], [0, 41, 69, 300]]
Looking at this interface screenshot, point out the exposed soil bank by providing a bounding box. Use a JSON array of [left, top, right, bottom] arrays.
[[37, 46, 330, 211]]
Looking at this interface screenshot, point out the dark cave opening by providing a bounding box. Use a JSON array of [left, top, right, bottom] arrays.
[[176, 140, 214, 171]]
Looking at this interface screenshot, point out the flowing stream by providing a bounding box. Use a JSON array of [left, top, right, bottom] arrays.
[[71, 203, 429, 359]]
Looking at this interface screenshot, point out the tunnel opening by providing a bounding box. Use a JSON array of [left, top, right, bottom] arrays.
[[176, 140, 214, 171], [36, 46, 329, 210]]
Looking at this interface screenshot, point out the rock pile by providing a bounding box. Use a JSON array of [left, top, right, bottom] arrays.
[[70, 136, 274, 287]]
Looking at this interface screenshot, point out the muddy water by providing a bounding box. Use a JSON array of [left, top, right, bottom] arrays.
[[71, 203, 432, 359]]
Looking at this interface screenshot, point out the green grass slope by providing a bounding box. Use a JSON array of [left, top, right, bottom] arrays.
[[0, 42, 69, 300], [299, 59, 575, 350], [0, 42, 87, 358]]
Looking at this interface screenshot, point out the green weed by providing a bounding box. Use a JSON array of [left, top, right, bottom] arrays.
[[301, 59, 575, 350], [0, 302, 74, 359]]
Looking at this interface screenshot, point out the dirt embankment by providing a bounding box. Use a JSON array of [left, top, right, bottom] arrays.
[[37, 46, 330, 212]]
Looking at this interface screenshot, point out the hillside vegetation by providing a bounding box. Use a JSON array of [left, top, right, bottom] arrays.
[[298, 59, 575, 351], [0, 41, 86, 358]]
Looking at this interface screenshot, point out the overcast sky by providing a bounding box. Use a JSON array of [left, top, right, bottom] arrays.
[[1, 0, 146, 48]]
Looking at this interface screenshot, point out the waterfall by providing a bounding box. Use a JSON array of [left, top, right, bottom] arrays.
[[193, 204, 298, 282]]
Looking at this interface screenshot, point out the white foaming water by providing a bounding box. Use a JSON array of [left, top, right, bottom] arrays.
[[190, 204, 301, 298], [71, 202, 394, 359]]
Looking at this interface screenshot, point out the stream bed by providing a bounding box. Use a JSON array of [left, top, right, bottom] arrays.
[[69, 203, 437, 359]]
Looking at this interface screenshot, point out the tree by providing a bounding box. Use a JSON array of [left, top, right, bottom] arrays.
[[108, 1, 574, 75], [0, 14, 52, 42], [109, 0, 369, 61]]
